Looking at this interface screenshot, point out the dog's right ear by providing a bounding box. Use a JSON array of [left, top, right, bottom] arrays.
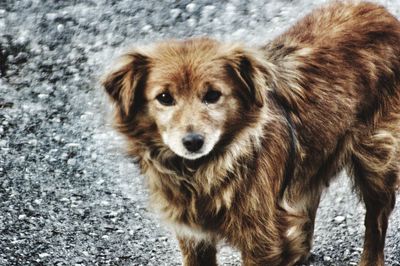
[[102, 52, 149, 117]]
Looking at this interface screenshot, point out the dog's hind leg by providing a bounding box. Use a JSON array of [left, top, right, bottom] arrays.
[[349, 128, 399, 266]]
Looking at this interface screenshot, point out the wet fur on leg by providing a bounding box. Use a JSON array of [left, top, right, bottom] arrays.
[[102, 2, 400, 265]]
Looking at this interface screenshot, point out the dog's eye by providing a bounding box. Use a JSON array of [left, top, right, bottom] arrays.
[[203, 89, 222, 104], [156, 92, 175, 106]]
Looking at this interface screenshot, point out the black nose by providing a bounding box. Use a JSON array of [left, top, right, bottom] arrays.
[[182, 133, 204, 152]]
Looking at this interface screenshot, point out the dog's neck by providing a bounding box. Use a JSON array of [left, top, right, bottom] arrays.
[[269, 90, 298, 199]]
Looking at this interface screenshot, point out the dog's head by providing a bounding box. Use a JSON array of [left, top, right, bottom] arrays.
[[103, 38, 268, 161]]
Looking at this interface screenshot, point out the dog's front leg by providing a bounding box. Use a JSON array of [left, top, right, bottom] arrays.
[[178, 237, 217, 266]]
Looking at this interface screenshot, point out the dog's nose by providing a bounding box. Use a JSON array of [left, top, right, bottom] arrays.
[[182, 133, 204, 152]]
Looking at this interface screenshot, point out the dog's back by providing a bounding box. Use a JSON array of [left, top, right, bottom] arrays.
[[264, 1, 400, 182]]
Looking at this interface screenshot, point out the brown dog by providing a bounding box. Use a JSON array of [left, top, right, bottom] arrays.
[[102, 2, 400, 265]]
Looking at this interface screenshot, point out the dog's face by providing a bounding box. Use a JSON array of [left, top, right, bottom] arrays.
[[145, 64, 236, 159], [103, 38, 266, 160]]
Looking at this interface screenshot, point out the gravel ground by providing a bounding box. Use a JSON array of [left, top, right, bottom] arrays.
[[1, 0, 399, 265]]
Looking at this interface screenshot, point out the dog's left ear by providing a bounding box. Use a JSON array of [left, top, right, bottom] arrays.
[[224, 48, 267, 108], [102, 52, 149, 117]]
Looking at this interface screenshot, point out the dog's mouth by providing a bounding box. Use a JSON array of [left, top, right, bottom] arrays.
[[179, 151, 207, 160], [161, 130, 221, 161], [169, 141, 214, 161]]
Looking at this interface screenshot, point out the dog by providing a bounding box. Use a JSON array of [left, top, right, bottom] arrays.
[[102, 1, 400, 265]]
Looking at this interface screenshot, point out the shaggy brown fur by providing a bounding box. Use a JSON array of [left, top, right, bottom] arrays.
[[102, 1, 400, 265]]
